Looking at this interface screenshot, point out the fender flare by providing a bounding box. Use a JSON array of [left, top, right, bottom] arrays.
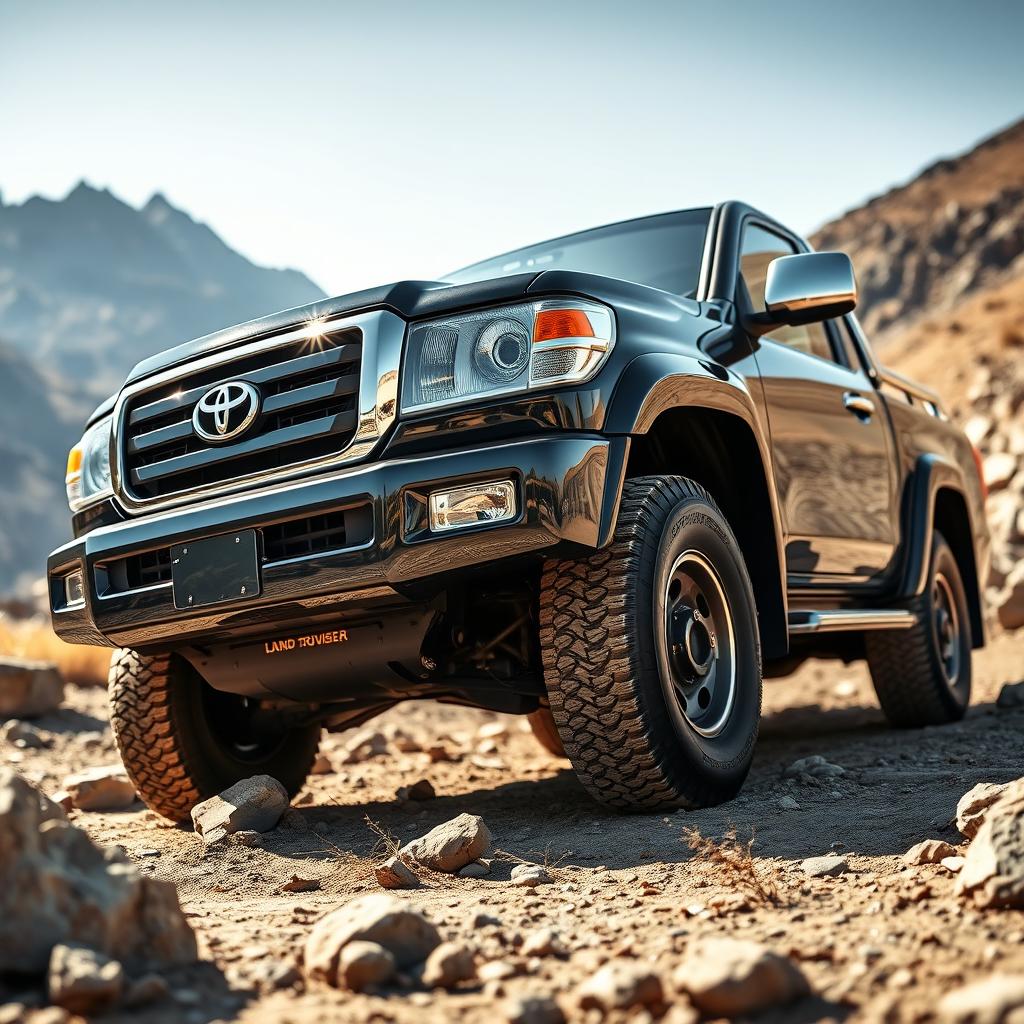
[[898, 453, 985, 644], [605, 352, 789, 657]]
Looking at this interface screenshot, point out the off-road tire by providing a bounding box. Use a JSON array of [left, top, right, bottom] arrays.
[[528, 707, 567, 758], [539, 475, 762, 811], [866, 532, 972, 727], [108, 648, 321, 823]]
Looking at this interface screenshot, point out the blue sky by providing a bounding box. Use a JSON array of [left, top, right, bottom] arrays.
[[2, 0, 1022, 295]]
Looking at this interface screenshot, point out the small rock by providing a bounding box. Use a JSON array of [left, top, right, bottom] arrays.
[[984, 452, 1018, 492], [340, 729, 389, 764], [403, 813, 491, 873], [48, 944, 124, 1016], [503, 995, 565, 1024], [337, 940, 396, 992], [63, 765, 137, 812], [282, 875, 320, 893], [407, 778, 436, 801], [422, 941, 476, 989], [800, 855, 848, 877], [304, 893, 441, 983], [521, 928, 566, 958], [675, 938, 809, 1017], [997, 682, 1024, 709], [903, 839, 958, 866], [190, 775, 288, 844], [479, 960, 520, 982], [426, 743, 458, 763], [477, 721, 509, 741], [511, 863, 552, 887], [311, 753, 334, 775], [0, 720, 48, 749], [122, 973, 170, 1008], [577, 961, 664, 1012], [0, 658, 64, 718], [998, 564, 1024, 631], [937, 973, 1024, 1023], [473, 912, 504, 929], [778, 795, 801, 811], [783, 755, 844, 780], [375, 856, 420, 890], [941, 856, 966, 873], [957, 782, 1010, 839]]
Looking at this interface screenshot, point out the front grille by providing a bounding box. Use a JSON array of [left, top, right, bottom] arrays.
[[120, 326, 362, 502]]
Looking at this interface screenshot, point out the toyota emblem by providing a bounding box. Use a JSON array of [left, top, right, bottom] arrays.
[[192, 381, 261, 443]]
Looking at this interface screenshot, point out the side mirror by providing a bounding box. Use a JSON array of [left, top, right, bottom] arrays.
[[747, 252, 857, 337]]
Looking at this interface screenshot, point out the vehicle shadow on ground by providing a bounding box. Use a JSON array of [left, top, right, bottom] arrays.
[[35, 705, 109, 735], [280, 699, 1021, 872]]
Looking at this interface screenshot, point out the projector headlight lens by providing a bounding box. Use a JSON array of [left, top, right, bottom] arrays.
[[401, 298, 614, 413], [66, 416, 113, 511]]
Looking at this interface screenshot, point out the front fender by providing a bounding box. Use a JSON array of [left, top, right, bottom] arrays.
[[604, 351, 789, 657]]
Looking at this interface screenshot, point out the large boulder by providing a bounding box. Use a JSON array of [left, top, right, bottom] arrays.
[[957, 782, 1012, 839], [191, 774, 289, 844], [957, 780, 1024, 908], [0, 658, 64, 718], [304, 893, 440, 985], [402, 813, 491, 873], [0, 769, 197, 974]]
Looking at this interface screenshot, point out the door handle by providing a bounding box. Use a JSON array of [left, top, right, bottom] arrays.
[[843, 392, 875, 418]]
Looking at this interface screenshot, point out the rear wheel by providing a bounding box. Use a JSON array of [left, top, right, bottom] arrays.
[[866, 532, 972, 727], [108, 649, 321, 823], [539, 475, 762, 811]]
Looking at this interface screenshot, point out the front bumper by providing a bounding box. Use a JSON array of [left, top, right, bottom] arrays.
[[48, 435, 627, 651]]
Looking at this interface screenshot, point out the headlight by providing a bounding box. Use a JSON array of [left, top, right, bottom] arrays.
[[401, 298, 614, 413], [66, 416, 113, 511]]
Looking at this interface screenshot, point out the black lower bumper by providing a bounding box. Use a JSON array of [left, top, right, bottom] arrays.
[[48, 435, 627, 652]]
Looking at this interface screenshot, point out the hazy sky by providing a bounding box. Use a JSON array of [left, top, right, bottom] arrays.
[[3, 0, 1022, 295]]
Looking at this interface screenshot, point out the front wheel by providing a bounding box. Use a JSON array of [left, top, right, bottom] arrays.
[[865, 532, 972, 727], [539, 475, 762, 811], [108, 649, 321, 822]]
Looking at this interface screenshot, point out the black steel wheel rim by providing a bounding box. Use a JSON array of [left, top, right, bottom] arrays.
[[660, 549, 737, 738]]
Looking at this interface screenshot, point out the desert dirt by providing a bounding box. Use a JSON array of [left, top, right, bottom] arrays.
[[6, 622, 1024, 1023]]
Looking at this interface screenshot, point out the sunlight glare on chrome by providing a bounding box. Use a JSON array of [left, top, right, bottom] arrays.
[[300, 317, 329, 351]]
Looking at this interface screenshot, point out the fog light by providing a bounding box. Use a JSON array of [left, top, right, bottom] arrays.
[[63, 570, 85, 608], [428, 480, 517, 533]]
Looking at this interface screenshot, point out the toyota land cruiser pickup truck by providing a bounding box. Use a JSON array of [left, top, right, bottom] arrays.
[[48, 201, 990, 819]]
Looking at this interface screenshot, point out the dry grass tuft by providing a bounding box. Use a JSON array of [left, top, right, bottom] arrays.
[[683, 826, 781, 907], [0, 616, 111, 687]]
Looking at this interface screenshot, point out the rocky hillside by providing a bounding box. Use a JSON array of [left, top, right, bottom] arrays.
[[0, 182, 323, 396], [0, 341, 90, 593], [0, 184, 324, 593], [812, 118, 1024, 342], [885, 273, 1024, 630]]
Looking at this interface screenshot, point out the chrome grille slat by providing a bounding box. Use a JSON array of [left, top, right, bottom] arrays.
[[130, 410, 359, 486], [128, 342, 361, 426]]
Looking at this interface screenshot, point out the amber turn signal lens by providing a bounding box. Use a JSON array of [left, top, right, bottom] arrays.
[[66, 446, 83, 484], [532, 308, 595, 343]]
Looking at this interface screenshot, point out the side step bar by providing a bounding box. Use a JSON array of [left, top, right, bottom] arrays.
[[788, 609, 917, 635]]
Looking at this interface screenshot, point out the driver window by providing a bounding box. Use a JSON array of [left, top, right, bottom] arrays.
[[739, 224, 835, 363]]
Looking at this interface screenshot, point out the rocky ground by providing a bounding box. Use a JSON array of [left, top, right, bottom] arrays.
[[2, 625, 1024, 1023]]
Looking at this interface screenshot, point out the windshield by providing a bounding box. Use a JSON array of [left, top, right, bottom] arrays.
[[443, 208, 712, 297]]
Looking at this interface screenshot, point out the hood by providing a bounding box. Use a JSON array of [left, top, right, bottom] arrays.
[[123, 273, 540, 387]]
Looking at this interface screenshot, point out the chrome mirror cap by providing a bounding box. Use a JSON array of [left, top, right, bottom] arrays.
[[764, 251, 857, 324]]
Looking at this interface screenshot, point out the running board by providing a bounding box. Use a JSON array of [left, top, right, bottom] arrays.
[[787, 609, 917, 635]]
